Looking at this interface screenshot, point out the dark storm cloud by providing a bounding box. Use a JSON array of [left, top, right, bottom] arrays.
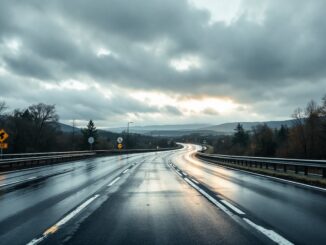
[[0, 0, 325, 123]]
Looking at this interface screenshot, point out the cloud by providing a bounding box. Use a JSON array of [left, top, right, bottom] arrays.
[[0, 0, 325, 126]]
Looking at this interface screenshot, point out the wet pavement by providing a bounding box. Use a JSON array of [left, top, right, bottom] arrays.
[[0, 146, 325, 245]]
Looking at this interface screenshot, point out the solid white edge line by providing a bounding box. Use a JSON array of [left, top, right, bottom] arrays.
[[123, 169, 129, 174], [220, 200, 245, 215], [108, 177, 121, 187], [243, 218, 293, 245], [184, 178, 234, 217], [176, 171, 183, 177]]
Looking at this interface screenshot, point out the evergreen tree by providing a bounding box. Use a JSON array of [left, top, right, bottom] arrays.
[[81, 120, 98, 149], [233, 123, 249, 147]]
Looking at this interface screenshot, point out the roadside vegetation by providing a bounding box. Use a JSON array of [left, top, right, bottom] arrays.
[[176, 95, 326, 160], [199, 95, 326, 160], [0, 102, 176, 153]]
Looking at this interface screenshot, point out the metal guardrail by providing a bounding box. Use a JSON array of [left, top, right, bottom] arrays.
[[196, 152, 326, 178], [0, 151, 93, 159], [0, 152, 96, 168], [0, 146, 182, 170]]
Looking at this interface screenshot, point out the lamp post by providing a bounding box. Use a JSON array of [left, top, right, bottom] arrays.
[[126, 121, 134, 149]]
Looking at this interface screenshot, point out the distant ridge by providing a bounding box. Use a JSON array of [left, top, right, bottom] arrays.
[[105, 123, 211, 133], [201, 119, 295, 133], [57, 119, 296, 137]]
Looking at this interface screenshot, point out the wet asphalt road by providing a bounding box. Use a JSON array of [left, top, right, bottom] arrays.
[[0, 145, 325, 245]]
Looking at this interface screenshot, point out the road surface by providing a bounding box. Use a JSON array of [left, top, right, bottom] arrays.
[[0, 145, 325, 245]]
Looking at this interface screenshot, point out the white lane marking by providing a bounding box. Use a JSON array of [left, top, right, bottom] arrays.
[[108, 177, 121, 187], [184, 178, 234, 217], [27, 194, 100, 245], [56, 194, 99, 226], [190, 178, 199, 184], [243, 218, 293, 245], [28, 176, 37, 180], [176, 171, 183, 177], [27, 237, 45, 245], [182, 172, 187, 176], [220, 200, 245, 215], [123, 169, 129, 174]]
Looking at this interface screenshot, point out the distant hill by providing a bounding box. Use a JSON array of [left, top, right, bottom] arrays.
[[201, 119, 296, 133], [105, 124, 211, 134], [138, 129, 223, 137], [56, 123, 119, 137], [57, 122, 77, 133], [57, 119, 296, 137]]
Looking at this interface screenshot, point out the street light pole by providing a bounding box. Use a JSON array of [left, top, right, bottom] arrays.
[[126, 121, 134, 149]]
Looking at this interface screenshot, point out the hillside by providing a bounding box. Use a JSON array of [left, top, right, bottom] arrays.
[[202, 119, 296, 133]]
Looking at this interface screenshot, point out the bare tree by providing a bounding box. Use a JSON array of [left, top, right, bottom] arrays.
[[28, 103, 58, 129], [291, 107, 307, 157], [321, 95, 326, 116], [28, 103, 59, 149], [304, 100, 321, 158], [0, 101, 7, 115], [0, 101, 7, 126]]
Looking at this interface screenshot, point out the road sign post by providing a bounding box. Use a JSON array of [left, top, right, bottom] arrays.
[[117, 137, 123, 144], [117, 137, 123, 150], [88, 137, 94, 151], [0, 129, 9, 159]]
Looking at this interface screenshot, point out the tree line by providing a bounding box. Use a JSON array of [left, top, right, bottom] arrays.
[[0, 102, 175, 153], [212, 95, 326, 159]]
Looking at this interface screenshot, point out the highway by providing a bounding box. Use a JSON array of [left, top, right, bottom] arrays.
[[0, 145, 325, 245]]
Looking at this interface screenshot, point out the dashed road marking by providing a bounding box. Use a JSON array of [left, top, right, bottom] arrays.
[[108, 177, 121, 187], [190, 178, 199, 184], [172, 162, 294, 245], [27, 194, 100, 245], [184, 178, 234, 217], [176, 171, 183, 177], [220, 200, 245, 215], [123, 169, 129, 174], [243, 218, 293, 245]]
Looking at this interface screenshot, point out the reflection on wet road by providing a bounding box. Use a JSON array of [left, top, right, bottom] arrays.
[[0, 145, 325, 245]]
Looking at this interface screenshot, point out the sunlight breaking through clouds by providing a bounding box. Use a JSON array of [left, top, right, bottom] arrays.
[[169, 56, 202, 72], [0, 0, 325, 126], [130, 90, 243, 116]]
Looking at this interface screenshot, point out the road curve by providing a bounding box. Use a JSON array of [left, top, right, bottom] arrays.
[[0, 145, 324, 244], [172, 144, 326, 245]]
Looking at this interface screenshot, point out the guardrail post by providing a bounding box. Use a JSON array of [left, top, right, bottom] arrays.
[[273, 163, 276, 171], [295, 166, 298, 174], [283, 164, 287, 173], [304, 166, 308, 176]]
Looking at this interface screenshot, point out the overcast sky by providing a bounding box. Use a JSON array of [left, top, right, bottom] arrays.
[[0, 0, 325, 127]]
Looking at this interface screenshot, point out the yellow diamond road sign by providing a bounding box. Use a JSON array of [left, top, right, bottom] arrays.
[[117, 143, 123, 149], [0, 143, 8, 149], [0, 129, 9, 143]]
